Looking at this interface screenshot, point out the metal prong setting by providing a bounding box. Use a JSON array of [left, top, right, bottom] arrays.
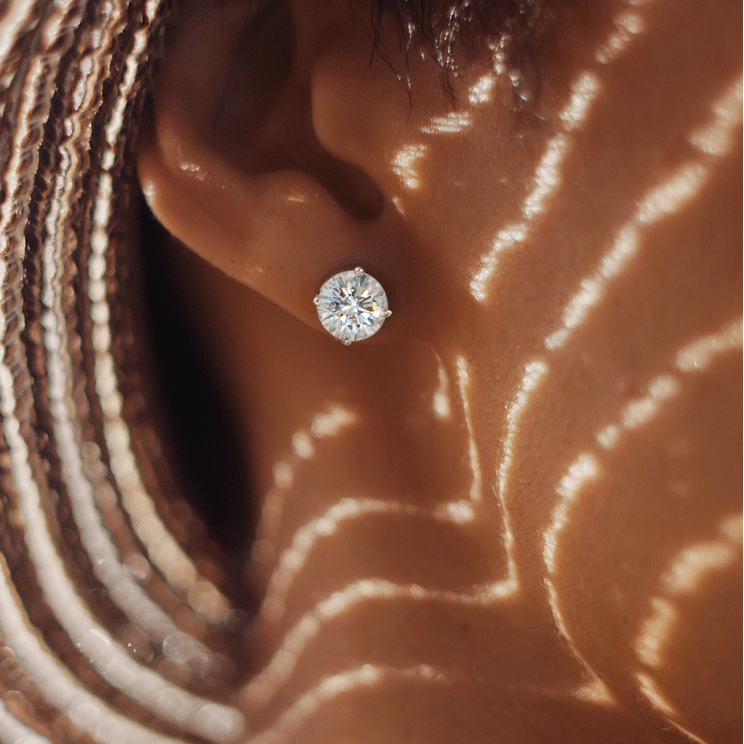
[[354, 267, 364, 274], [313, 296, 320, 305], [384, 310, 392, 318]]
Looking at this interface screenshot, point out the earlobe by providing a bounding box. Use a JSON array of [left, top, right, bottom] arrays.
[[136, 0, 399, 334]]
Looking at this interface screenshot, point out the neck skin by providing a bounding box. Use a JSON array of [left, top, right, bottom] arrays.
[[140, 0, 741, 740]]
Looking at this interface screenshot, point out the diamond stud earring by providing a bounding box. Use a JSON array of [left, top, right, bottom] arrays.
[[314, 267, 391, 345]]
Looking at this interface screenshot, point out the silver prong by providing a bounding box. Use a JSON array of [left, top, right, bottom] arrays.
[[342, 338, 352, 345], [354, 267, 364, 274], [384, 310, 392, 318], [313, 296, 320, 305]]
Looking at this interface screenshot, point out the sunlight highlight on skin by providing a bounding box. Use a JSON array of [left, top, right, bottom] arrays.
[[247, 664, 449, 744], [543, 324, 741, 726], [545, 77, 742, 351], [675, 317, 743, 373], [244, 41, 740, 744], [291, 431, 315, 460], [621, 375, 680, 430], [245, 577, 519, 710], [468, 72, 496, 105], [635, 597, 679, 669], [559, 71, 601, 131], [469, 0, 657, 302], [421, 111, 472, 135], [391, 144, 428, 190], [469, 72, 599, 301], [454, 356, 481, 518], [310, 405, 358, 437], [573, 677, 616, 705], [255, 404, 359, 553], [550, 322, 741, 581], [634, 673, 679, 719], [432, 356, 452, 419], [594, 318, 743, 452], [252, 353, 515, 631], [259, 498, 441, 624], [543, 453, 601, 576], [688, 78, 743, 157], [540, 453, 612, 696], [390, 65, 496, 198], [633, 673, 709, 744], [635, 514, 741, 669], [595, 10, 646, 65], [497, 359, 549, 588]]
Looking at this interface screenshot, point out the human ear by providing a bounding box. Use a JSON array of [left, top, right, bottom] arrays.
[[137, 0, 425, 336]]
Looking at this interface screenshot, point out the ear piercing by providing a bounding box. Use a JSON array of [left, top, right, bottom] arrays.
[[314, 267, 391, 345]]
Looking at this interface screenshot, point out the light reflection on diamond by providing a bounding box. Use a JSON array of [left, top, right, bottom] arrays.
[[315, 268, 390, 344]]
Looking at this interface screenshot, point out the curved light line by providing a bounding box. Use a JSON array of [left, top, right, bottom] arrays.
[[260, 498, 446, 624], [545, 78, 742, 352], [542, 322, 742, 697], [496, 359, 549, 590], [631, 515, 741, 734], [244, 574, 521, 710], [675, 317, 743, 373], [452, 356, 480, 520], [254, 405, 359, 551], [635, 513, 741, 669], [247, 664, 449, 744], [469, 0, 663, 303]]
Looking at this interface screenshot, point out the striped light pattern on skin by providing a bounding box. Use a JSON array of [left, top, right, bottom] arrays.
[[0, 0, 738, 742], [248, 664, 450, 744], [632, 513, 741, 735], [541, 320, 742, 725], [244, 577, 513, 710], [253, 404, 360, 561], [243, 65, 741, 727], [545, 77, 742, 352], [469, 0, 662, 303]]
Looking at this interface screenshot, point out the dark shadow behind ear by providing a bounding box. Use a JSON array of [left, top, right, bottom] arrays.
[[138, 200, 255, 572]]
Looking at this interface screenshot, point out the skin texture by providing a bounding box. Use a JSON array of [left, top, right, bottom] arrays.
[[137, 0, 742, 741]]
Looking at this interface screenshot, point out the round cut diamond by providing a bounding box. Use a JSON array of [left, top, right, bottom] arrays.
[[314, 268, 390, 344]]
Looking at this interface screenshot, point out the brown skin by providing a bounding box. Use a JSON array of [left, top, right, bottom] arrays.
[[138, 0, 742, 741]]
